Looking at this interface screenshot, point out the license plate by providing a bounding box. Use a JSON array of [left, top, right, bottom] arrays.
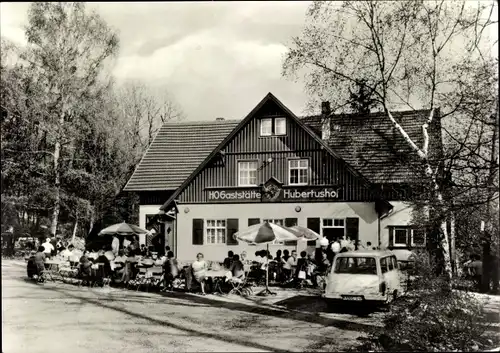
[[341, 295, 364, 301]]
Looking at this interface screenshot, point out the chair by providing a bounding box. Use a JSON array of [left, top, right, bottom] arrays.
[[132, 266, 148, 291]]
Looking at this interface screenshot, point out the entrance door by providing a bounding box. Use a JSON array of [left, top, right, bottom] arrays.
[[323, 228, 345, 242]]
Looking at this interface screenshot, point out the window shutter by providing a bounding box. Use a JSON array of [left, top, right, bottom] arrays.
[[407, 228, 412, 247], [389, 227, 394, 248], [307, 218, 321, 246], [227, 219, 239, 245], [346, 217, 359, 249], [248, 218, 260, 226], [285, 218, 298, 227], [192, 219, 204, 245]]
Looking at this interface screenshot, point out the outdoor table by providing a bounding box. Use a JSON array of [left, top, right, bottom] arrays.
[[206, 269, 229, 294], [44, 260, 63, 281]]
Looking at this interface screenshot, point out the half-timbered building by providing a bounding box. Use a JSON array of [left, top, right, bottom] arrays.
[[124, 93, 441, 261]]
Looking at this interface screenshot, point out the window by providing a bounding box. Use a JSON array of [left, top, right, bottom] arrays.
[[394, 228, 409, 247], [391, 256, 399, 270], [322, 218, 345, 242], [260, 117, 287, 136], [260, 118, 272, 136], [387, 257, 394, 271], [264, 219, 284, 244], [334, 257, 377, 275], [289, 159, 309, 185], [412, 229, 426, 246], [238, 161, 258, 186], [206, 219, 226, 244], [380, 257, 389, 273], [393, 227, 426, 247], [275, 118, 286, 135]]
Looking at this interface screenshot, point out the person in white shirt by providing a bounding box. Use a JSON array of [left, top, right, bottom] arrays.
[[283, 250, 298, 281], [104, 246, 115, 262], [59, 244, 75, 261], [111, 236, 120, 255], [42, 238, 54, 259], [331, 239, 341, 255]]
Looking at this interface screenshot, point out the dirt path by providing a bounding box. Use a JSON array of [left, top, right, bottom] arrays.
[[2, 260, 384, 353]]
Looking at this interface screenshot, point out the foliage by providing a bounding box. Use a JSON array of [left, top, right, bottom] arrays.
[[283, 0, 499, 277], [352, 254, 496, 352], [1, 3, 184, 247]]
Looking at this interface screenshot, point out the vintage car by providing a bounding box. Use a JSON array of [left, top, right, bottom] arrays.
[[323, 250, 403, 305]]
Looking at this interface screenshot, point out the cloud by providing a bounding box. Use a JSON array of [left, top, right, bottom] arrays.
[[0, 1, 312, 121]]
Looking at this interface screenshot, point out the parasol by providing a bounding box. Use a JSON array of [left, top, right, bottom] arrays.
[[285, 225, 321, 241], [98, 222, 149, 236], [234, 221, 297, 296]]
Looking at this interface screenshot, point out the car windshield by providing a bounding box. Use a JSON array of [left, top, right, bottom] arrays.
[[334, 257, 377, 275]]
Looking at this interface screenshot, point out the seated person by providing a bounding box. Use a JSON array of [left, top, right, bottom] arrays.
[[95, 249, 112, 277], [139, 252, 155, 267], [114, 250, 127, 264], [79, 251, 93, 278], [191, 253, 208, 295], [240, 251, 252, 266], [104, 245, 115, 262], [152, 252, 163, 266], [223, 251, 234, 270], [87, 249, 99, 261], [59, 244, 75, 262], [161, 251, 179, 291], [229, 254, 245, 282], [140, 244, 147, 256]]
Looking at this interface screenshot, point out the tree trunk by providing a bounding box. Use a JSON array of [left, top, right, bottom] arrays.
[[50, 114, 64, 237], [449, 213, 457, 277], [71, 217, 78, 244]]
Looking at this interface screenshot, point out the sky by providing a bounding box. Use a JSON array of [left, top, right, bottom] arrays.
[[0, 1, 313, 122]]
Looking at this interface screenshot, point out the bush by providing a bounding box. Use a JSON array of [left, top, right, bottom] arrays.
[[351, 251, 497, 352]]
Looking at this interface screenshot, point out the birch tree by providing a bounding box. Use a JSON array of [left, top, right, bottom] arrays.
[[283, 0, 498, 278], [21, 2, 119, 237]]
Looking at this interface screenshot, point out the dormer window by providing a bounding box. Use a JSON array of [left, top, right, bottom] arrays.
[[260, 117, 286, 136]]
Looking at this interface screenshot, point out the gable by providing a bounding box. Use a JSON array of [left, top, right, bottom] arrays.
[[161, 93, 382, 208]]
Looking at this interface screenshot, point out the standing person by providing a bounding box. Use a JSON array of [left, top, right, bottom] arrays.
[[161, 251, 179, 292], [295, 251, 309, 287], [130, 235, 140, 253], [328, 238, 341, 263], [50, 236, 59, 256], [283, 249, 290, 262], [111, 235, 120, 255], [123, 236, 131, 250], [42, 238, 54, 259], [470, 254, 483, 291], [223, 251, 234, 270], [192, 253, 208, 295], [283, 250, 298, 281], [33, 246, 46, 282]]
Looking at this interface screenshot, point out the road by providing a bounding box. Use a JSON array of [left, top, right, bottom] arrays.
[[2, 260, 384, 353]]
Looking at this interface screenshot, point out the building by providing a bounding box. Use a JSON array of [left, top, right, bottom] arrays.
[[124, 93, 441, 261]]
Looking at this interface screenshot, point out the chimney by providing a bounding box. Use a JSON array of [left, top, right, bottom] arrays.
[[215, 117, 225, 121], [321, 101, 331, 115], [321, 101, 331, 140]]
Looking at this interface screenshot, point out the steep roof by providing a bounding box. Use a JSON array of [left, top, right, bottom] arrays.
[[301, 109, 443, 184], [160, 93, 383, 211], [123, 120, 240, 191]]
